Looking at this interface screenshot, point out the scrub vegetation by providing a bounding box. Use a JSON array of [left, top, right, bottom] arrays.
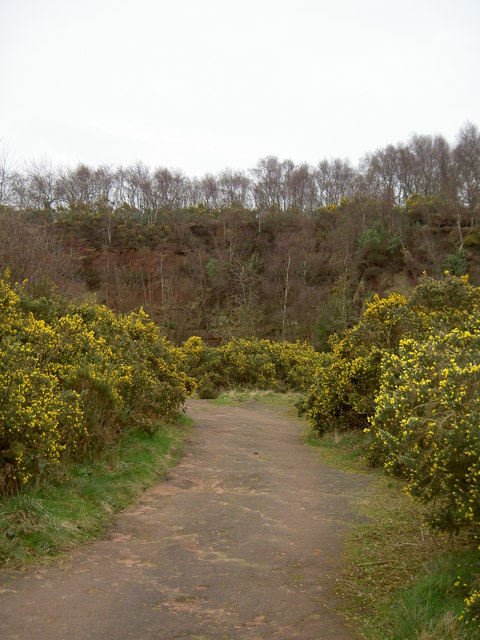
[[1, 125, 480, 636], [1, 123, 479, 345], [303, 273, 480, 633]]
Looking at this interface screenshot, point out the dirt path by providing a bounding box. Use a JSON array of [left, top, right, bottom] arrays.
[[0, 400, 368, 640]]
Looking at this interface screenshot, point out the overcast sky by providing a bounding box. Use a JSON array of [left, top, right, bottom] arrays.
[[1, 0, 479, 175]]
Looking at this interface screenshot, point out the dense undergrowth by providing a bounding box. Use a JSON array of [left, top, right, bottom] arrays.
[[304, 272, 480, 629], [175, 335, 320, 398], [0, 271, 318, 495], [307, 428, 479, 640], [0, 272, 195, 494]]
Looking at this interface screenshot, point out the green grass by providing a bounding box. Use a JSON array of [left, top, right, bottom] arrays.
[[0, 415, 191, 566], [388, 551, 479, 640], [304, 428, 374, 472], [211, 389, 303, 408], [307, 429, 479, 640]]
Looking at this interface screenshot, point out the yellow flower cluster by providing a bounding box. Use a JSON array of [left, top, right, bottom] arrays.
[[368, 328, 480, 539], [462, 588, 480, 625], [0, 275, 195, 493], [304, 272, 480, 627], [304, 291, 408, 435], [177, 335, 321, 396]]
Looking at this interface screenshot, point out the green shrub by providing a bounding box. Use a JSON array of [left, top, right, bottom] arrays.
[[0, 274, 195, 494], [443, 250, 468, 276], [367, 328, 480, 540], [305, 272, 480, 628], [177, 336, 321, 395], [305, 292, 408, 434]]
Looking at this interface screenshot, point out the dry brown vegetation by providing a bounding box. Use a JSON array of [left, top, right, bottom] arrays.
[[0, 123, 478, 345]]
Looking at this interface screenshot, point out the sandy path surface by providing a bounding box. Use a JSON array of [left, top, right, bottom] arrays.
[[0, 400, 367, 640]]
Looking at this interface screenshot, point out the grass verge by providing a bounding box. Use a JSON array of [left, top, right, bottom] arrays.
[[308, 429, 479, 640], [0, 414, 191, 567]]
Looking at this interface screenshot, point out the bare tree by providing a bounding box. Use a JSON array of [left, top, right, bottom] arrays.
[[361, 145, 401, 205], [281, 251, 291, 340], [91, 165, 115, 205], [9, 170, 28, 209], [198, 173, 220, 209], [454, 122, 480, 214], [251, 156, 289, 210], [217, 169, 252, 208], [183, 176, 201, 208], [284, 162, 316, 211], [56, 164, 95, 208], [0, 142, 16, 207], [1, 123, 478, 223], [314, 158, 356, 207], [229, 252, 262, 334], [0, 209, 83, 297], [153, 167, 187, 211], [24, 159, 58, 211], [124, 162, 158, 223], [395, 142, 419, 201]]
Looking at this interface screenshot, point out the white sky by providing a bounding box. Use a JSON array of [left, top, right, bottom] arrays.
[[1, 0, 479, 175]]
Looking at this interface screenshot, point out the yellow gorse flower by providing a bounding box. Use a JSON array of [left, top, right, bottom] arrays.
[[0, 273, 195, 494]]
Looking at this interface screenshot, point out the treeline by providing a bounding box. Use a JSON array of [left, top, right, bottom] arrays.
[[0, 123, 479, 346], [1, 123, 479, 217]]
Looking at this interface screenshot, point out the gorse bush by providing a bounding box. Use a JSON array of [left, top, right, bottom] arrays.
[[174, 336, 224, 398], [0, 273, 194, 494], [367, 328, 480, 538], [305, 272, 480, 627], [366, 315, 480, 627], [220, 337, 321, 391], [304, 291, 408, 435], [305, 273, 480, 436], [0, 277, 319, 493], [176, 335, 321, 396]]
